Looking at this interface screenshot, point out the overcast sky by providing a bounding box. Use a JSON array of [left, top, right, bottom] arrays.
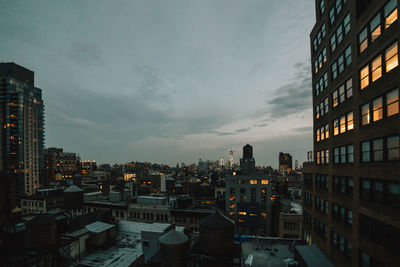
[[0, 0, 315, 168]]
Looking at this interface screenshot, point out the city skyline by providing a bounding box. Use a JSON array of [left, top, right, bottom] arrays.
[[0, 0, 315, 167]]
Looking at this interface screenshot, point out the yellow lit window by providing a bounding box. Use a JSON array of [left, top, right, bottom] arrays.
[[347, 112, 354, 130], [360, 65, 369, 89], [230, 211, 235, 216], [325, 124, 329, 139], [316, 128, 320, 142], [230, 195, 235, 201], [359, 28, 368, 53], [386, 89, 399, 117], [385, 0, 398, 29], [370, 14, 381, 42], [238, 219, 245, 223], [250, 179, 257, 184], [333, 119, 339, 135], [385, 43, 398, 72], [261, 179, 268, 184], [238, 211, 246, 216], [340, 115, 346, 133], [230, 203, 236, 209], [361, 103, 370, 125], [373, 97, 383, 121], [261, 212, 267, 217], [371, 56, 382, 82], [249, 213, 257, 217]]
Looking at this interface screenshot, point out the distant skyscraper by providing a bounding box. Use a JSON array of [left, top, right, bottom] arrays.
[[295, 160, 299, 169], [0, 63, 44, 197], [219, 157, 224, 167], [279, 152, 292, 175], [229, 149, 234, 169]]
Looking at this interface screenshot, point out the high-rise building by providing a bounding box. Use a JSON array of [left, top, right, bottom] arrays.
[[279, 152, 292, 175], [229, 149, 234, 169], [0, 63, 44, 197], [44, 147, 80, 184], [226, 144, 272, 236], [303, 1, 400, 266]]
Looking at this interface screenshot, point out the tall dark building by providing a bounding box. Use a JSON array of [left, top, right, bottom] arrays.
[[240, 144, 255, 174], [279, 152, 292, 175], [44, 148, 80, 185], [0, 63, 44, 197], [303, 0, 400, 266]]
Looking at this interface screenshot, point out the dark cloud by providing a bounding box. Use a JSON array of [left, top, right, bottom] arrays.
[[265, 61, 312, 118]]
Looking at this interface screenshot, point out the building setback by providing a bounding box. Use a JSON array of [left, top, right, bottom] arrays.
[[0, 63, 44, 197], [304, 0, 400, 266]]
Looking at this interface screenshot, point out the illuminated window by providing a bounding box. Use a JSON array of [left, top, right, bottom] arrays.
[[361, 103, 370, 125], [340, 115, 346, 133], [238, 211, 246, 216], [238, 219, 245, 223], [371, 55, 382, 82], [347, 112, 354, 130], [249, 213, 257, 217], [359, 27, 368, 53], [386, 89, 399, 116], [372, 97, 383, 121], [261, 179, 268, 184], [360, 65, 369, 89], [333, 90, 339, 107], [325, 124, 330, 139], [250, 179, 257, 184], [334, 119, 339, 135], [370, 13, 381, 42], [385, 0, 398, 29], [316, 151, 320, 165], [385, 43, 398, 72]]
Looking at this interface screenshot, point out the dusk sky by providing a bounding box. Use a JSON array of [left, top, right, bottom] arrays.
[[0, 0, 316, 168]]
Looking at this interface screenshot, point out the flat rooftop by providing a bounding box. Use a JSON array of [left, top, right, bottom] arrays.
[[241, 237, 299, 267]]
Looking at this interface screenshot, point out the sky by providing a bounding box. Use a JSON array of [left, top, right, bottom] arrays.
[[0, 0, 316, 168]]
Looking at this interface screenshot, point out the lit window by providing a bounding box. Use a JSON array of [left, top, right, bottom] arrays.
[[385, 0, 398, 29], [323, 47, 327, 63], [360, 65, 369, 89], [361, 103, 370, 125], [371, 55, 382, 82], [370, 13, 381, 42], [324, 98, 329, 114], [320, 127, 324, 141], [385, 43, 398, 72], [250, 179, 257, 184], [238, 211, 246, 216], [261, 179, 268, 184], [386, 89, 399, 116], [325, 124, 329, 139], [334, 119, 339, 135], [340, 115, 346, 133], [387, 136, 400, 160], [317, 151, 320, 165], [347, 112, 354, 130], [333, 90, 339, 107], [372, 97, 383, 121], [359, 27, 368, 53]]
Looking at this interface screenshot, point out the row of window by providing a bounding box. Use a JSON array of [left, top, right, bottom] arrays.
[[316, 174, 328, 190], [359, 214, 400, 253], [332, 45, 351, 80], [330, 14, 350, 53], [361, 88, 399, 125], [315, 196, 329, 215], [332, 78, 352, 108], [332, 203, 352, 227], [313, 23, 326, 52], [329, 0, 348, 25], [315, 97, 329, 119], [333, 176, 353, 196], [316, 149, 329, 165], [361, 42, 398, 90], [316, 123, 329, 142], [332, 231, 352, 259], [333, 144, 354, 164], [333, 111, 354, 135], [360, 178, 400, 208], [314, 47, 328, 74], [361, 135, 399, 162], [315, 72, 328, 96], [359, 0, 398, 54]]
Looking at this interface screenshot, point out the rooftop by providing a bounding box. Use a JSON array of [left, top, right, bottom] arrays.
[[241, 237, 299, 267], [295, 244, 335, 267], [85, 221, 115, 233]]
